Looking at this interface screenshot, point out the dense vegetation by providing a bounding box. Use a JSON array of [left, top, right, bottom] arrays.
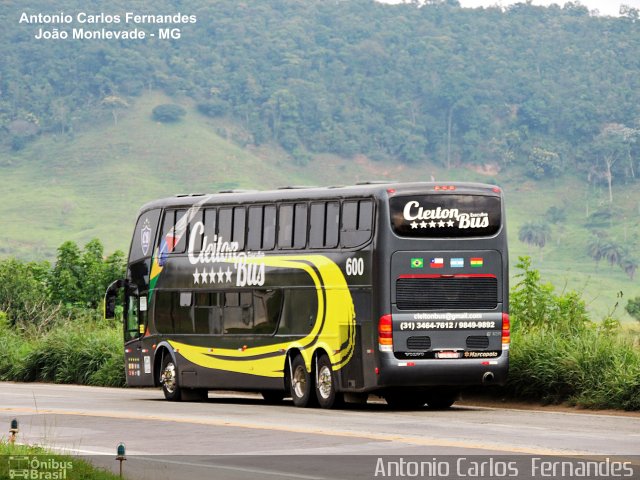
[[506, 257, 640, 410], [0, 240, 125, 387], [3, 0, 640, 181]]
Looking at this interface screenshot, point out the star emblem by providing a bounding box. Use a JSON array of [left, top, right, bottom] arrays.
[[410, 221, 418, 229], [193, 268, 201, 284], [429, 221, 436, 228], [438, 220, 445, 227], [216, 268, 225, 283], [420, 221, 427, 228], [225, 267, 233, 282], [447, 220, 454, 227]]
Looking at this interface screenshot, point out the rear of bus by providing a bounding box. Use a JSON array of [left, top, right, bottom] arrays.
[[375, 183, 509, 403]]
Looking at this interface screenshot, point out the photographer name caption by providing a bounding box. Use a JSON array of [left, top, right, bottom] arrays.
[[19, 12, 197, 41], [374, 457, 636, 479]]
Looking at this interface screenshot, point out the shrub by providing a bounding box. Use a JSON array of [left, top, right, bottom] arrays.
[[152, 103, 186, 123]]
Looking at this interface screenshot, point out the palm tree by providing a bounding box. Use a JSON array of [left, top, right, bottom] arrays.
[[586, 235, 604, 265], [620, 257, 638, 280], [518, 221, 551, 259], [599, 241, 623, 268]]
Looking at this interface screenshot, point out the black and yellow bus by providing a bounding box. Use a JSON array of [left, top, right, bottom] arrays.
[[105, 182, 509, 409]]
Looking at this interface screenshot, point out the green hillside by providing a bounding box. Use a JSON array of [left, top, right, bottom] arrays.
[[0, 92, 638, 323]]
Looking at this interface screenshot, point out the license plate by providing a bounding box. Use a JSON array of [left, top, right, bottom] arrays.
[[435, 351, 461, 359]]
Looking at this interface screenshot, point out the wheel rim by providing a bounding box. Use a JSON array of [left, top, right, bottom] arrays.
[[317, 365, 333, 400], [292, 365, 307, 398], [161, 362, 177, 394]]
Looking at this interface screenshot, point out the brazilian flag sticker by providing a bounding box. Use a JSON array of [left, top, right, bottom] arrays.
[[411, 258, 424, 269]]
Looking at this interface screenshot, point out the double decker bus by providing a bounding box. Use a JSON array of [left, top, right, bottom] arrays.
[[105, 182, 509, 409]]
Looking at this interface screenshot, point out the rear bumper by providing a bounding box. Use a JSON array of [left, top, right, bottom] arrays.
[[377, 351, 508, 388]]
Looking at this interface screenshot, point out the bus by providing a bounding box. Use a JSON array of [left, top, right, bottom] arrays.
[[105, 182, 509, 409]]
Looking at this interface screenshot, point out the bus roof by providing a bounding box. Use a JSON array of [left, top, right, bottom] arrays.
[[138, 181, 502, 213]]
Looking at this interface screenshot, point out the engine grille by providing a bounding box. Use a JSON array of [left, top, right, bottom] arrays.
[[466, 336, 490, 349], [396, 277, 498, 310], [406, 336, 432, 350]]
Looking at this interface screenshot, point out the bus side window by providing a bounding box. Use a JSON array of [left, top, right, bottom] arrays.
[[155, 291, 173, 334], [278, 203, 307, 249], [278, 288, 318, 335], [341, 199, 373, 248], [161, 209, 188, 254], [278, 204, 294, 249], [190, 210, 204, 253], [252, 289, 282, 334], [194, 292, 222, 334], [232, 206, 246, 250], [223, 292, 248, 333], [174, 292, 193, 334], [247, 206, 263, 251], [204, 208, 217, 248], [310, 202, 339, 248]]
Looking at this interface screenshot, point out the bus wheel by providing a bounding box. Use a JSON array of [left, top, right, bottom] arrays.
[[160, 355, 182, 401], [315, 354, 341, 409], [290, 355, 314, 407], [426, 390, 458, 410], [383, 391, 427, 410]]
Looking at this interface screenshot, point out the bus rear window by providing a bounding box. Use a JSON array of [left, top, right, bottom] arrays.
[[389, 194, 501, 238]]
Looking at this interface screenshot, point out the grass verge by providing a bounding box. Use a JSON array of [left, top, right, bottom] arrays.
[[0, 313, 125, 388]]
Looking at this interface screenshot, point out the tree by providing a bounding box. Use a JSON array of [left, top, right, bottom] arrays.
[[0, 259, 51, 326], [592, 124, 639, 203], [625, 296, 640, 322], [518, 221, 551, 250], [599, 240, 624, 268], [101, 95, 129, 125], [527, 146, 562, 179], [545, 206, 566, 224], [81, 239, 106, 308], [620, 256, 638, 280], [48, 239, 125, 309], [49, 241, 82, 306]]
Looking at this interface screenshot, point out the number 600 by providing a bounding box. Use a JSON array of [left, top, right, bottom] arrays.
[[346, 257, 364, 276]]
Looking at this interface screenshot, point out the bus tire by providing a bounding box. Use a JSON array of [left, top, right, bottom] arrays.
[[383, 391, 427, 410], [181, 388, 208, 402], [290, 355, 314, 408], [315, 354, 342, 409], [426, 390, 458, 410], [160, 354, 182, 401]]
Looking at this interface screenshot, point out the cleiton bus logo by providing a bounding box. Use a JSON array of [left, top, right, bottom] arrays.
[[140, 219, 152, 256], [402, 201, 489, 230]]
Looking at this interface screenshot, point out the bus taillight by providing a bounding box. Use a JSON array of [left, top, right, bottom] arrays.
[[502, 313, 510, 346], [378, 314, 393, 352]]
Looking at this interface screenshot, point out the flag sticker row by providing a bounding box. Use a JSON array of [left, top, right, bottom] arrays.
[[410, 257, 484, 269]]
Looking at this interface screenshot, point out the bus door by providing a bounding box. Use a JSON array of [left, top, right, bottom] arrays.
[[123, 286, 155, 387]]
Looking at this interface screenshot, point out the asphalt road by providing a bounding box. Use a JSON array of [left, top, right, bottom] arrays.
[[1, 382, 638, 479]]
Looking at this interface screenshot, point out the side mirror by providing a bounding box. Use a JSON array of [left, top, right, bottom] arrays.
[[105, 292, 117, 319], [104, 279, 124, 319]]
